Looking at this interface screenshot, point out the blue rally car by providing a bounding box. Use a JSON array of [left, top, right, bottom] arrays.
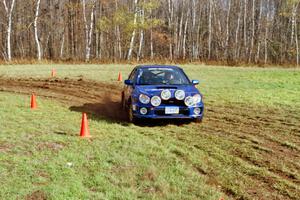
[[121, 65, 204, 123]]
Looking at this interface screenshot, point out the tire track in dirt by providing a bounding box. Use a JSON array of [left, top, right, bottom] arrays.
[[204, 105, 300, 183], [0, 77, 127, 121], [1, 77, 299, 199], [196, 105, 300, 199], [159, 102, 299, 199]]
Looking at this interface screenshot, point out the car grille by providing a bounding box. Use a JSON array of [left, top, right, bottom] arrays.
[[154, 108, 189, 116], [161, 98, 185, 106]]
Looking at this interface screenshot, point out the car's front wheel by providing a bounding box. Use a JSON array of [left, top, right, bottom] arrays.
[[121, 92, 126, 110], [193, 118, 203, 124], [127, 103, 137, 124]]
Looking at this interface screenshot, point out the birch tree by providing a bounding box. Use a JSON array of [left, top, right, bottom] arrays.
[[255, 0, 263, 63], [167, 0, 173, 60], [291, 1, 300, 66], [34, 0, 42, 61], [82, 0, 96, 62], [243, 0, 248, 58], [2, 0, 16, 61], [235, 1, 242, 60], [208, 0, 212, 59], [127, 0, 138, 60], [182, 10, 189, 60], [225, 0, 231, 59], [264, 0, 270, 64], [0, 0, 299, 65], [248, 0, 255, 63], [137, 3, 145, 61]]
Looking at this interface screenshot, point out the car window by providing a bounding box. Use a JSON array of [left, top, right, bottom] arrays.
[[137, 68, 190, 85], [128, 69, 137, 81]]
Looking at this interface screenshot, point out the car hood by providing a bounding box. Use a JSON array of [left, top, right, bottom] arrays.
[[135, 85, 200, 97]]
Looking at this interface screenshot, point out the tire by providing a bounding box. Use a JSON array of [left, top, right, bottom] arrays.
[[127, 103, 137, 124], [121, 92, 126, 110], [193, 118, 203, 124]]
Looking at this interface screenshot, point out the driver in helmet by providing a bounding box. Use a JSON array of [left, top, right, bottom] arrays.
[[164, 70, 176, 84], [140, 71, 152, 85]]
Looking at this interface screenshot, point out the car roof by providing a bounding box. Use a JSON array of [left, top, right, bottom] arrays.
[[135, 65, 182, 70]]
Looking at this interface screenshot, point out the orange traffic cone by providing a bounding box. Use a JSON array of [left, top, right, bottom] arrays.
[[51, 68, 56, 77], [117, 72, 122, 81], [30, 93, 37, 109], [80, 113, 91, 138]]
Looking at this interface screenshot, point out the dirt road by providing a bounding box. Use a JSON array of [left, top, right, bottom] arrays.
[[0, 77, 126, 121]]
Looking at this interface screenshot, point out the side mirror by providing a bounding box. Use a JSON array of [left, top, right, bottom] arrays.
[[192, 80, 199, 85], [124, 79, 133, 85]]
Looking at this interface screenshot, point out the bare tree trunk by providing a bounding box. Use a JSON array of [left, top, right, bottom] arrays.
[[82, 0, 88, 60], [2, 0, 16, 61], [291, 5, 296, 45], [168, 0, 173, 60], [150, 10, 154, 60], [225, 0, 231, 59], [114, 0, 121, 60], [191, 0, 196, 60], [95, 31, 99, 58], [235, 6, 241, 60], [137, 6, 144, 61], [255, 0, 263, 63], [196, 22, 201, 59], [150, 28, 154, 60], [296, 20, 299, 66], [117, 25, 122, 59], [264, 0, 270, 64], [34, 0, 42, 61], [99, 32, 103, 59], [82, 0, 96, 62], [244, 0, 248, 58], [208, 0, 212, 59], [291, 2, 299, 66], [294, 3, 300, 66], [176, 11, 183, 58], [60, 32, 65, 59], [127, 0, 138, 60], [183, 10, 189, 60], [248, 0, 255, 63]]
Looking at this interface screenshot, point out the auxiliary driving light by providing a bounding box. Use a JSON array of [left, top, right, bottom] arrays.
[[151, 96, 161, 107], [194, 107, 201, 115], [161, 89, 171, 100], [184, 96, 194, 106], [140, 107, 147, 115], [175, 90, 185, 100]]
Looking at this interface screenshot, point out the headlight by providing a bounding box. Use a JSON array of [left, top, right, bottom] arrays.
[[184, 96, 194, 106], [193, 94, 202, 104], [175, 90, 185, 100], [139, 94, 150, 104], [151, 96, 161, 107], [161, 89, 171, 100]]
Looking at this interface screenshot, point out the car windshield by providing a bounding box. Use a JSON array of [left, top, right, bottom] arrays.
[[136, 67, 190, 85]]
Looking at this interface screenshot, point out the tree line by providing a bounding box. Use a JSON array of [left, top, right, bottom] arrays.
[[0, 0, 299, 65]]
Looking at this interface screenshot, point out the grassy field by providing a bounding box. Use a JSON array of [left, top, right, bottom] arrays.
[[1, 64, 299, 108], [0, 64, 299, 200]]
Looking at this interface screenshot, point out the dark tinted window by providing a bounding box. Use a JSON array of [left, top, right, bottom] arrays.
[[128, 69, 137, 81], [136, 67, 190, 85]]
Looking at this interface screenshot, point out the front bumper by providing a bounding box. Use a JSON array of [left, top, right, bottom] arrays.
[[132, 103, 204, 119]]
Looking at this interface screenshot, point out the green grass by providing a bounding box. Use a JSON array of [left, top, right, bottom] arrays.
[[0, 64, 299, 199], [1, 64, 299, 108], [0, 93, 221, 200]]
